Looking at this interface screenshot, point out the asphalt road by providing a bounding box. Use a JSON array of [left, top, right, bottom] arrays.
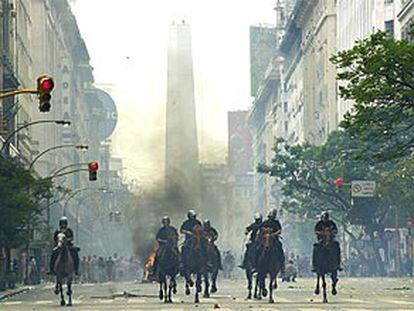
[[1, 277, 414, 310]]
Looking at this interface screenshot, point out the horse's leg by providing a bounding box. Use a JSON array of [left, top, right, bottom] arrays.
[[269, 275, 274, 304], [314, 274, 320, 295], [168, 276, 173, 303], [246, 270, 252, 300], [159, 273, 164, 301], [211, 269, 218, 293], [195, 273, 202, 303], [67, 279, 73, 307], [203, 273, 210, 298], [163, 277, 168, 303], [59, 282, 66, 306], [252, 274, 260, 299], [331, 270, 338, 296], [322, 274, 328, 303], [184, 270, 191, 295], [172, 275, 177, 294], [256, 274, 262, 300], [261, 274, 268, 298], [54, 278, 59, 295]]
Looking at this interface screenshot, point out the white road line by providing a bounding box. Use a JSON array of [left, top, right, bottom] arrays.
[[126, 298, 146, 303], [385, 300, 414, 305], [35, 300, 53, 304], [3, 301, 23, 305]]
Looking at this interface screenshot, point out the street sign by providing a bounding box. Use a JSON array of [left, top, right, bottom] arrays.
[[351, 180, 376, 197]]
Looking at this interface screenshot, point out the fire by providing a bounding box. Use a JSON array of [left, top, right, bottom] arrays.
[[145, 245, 159, 281]]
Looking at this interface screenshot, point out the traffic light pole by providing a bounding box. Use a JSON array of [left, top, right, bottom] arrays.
[[29, 144, 88, 170], [0, 120, 71, 154], [0, 88, 39, 99]]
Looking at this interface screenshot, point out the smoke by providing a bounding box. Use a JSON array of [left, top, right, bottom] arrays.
[[127, 179, 197, 262]]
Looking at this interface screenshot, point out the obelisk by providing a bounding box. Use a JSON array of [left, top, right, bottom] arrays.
[[165, 21, 200, 210]]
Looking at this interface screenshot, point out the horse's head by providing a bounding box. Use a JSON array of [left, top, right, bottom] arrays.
[[322, 228, 333, 246], [261, 228, 274, 248], [192, 224, 204, 249], [57, 232, 67, 249]]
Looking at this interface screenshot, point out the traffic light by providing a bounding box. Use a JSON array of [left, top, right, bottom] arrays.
[[88, 161, 99, 181], [37, 75, 54, 112]]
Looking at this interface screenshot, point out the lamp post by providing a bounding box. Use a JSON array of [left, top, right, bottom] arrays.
[[0, 119, 71, 154], [29, 144, 88, 170]]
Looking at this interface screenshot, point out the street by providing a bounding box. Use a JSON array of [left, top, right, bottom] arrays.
[[1, 277, 414, 310]]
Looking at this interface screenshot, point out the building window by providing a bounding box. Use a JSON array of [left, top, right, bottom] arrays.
[[284, 121, 288, 132], [63, 97, 69, 105], [283, 102, 288, 113], [384, 20, 394, 38], [384, 0, 393, 3]]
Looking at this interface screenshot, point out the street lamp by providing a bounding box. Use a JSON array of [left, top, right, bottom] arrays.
[[29, 144, 88, 170], [0, 119, 71, 154]]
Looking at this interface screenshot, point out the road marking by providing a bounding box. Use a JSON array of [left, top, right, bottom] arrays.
[[343, 298, 372, 304], [126, 298, 146, 303], [3, 301, 23, 305], [35, 300, 53, 304], [385, 300, 414, 305]]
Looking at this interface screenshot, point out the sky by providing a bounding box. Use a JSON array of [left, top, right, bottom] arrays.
[[71, 0, 276, 185]]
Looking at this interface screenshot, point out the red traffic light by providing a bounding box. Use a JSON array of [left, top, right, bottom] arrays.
[[40, 78, 54, 92], [37, 76, 54, 92], [335, 176, 344, 188], [88, 162, 99, 171]]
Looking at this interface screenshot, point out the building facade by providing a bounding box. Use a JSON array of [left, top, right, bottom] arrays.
[[398, 0, 413, 41], [0, 0, 125, 283], [226, 111, 254, 253]]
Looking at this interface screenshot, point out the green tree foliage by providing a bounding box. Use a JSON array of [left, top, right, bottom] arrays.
[[0, 157, 53, 250], [259, 131, 394, 237], [331, 31, 414, 160]]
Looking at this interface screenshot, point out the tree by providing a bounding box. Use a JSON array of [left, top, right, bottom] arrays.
[[331, 31, 414, 160], [259, 131, 400, 274], [0, 156, 53, 282]]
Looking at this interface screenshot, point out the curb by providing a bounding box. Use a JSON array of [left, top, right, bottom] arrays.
[[0, 287, 30, 302]]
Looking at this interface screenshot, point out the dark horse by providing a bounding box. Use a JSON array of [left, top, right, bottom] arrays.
[[313, 228, 339, 303], [182, 224, 205, 303], [244, 243, 260, 300], [201, 234, 220, 298], [53, 233, 75, 306], [256, 228, 284, 303], [158, 234, 180, 303]]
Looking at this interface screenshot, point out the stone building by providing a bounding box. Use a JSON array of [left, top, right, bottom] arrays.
[[398, 0, 413, 41]]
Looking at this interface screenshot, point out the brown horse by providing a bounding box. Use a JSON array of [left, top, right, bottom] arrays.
[[182, 224, 205, 303], [256, 228, 284, 303], [313, 228, 339, 303], [201, 234, 220, 298]]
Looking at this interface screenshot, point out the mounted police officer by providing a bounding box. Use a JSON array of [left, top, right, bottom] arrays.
[[202, 219, 223, 269], [154, 216, 179, 271], [49, 216, 80, 275], [258, 209, 285, 269], [239, 213, 263, 269], [312, 212, 342, 271], [179, 210, 202, 268]]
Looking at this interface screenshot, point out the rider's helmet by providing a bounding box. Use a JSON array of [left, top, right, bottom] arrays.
[[203, 219, 211, 228], [162, 216, 170, 226], [321, 211, 330, 221], [254, 212, 262, 223], [187, 209, 197, 220], [59, 216, 68, 229], [268, 209, 277, 220]]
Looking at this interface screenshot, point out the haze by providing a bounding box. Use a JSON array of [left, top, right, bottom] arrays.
[[71, 0, 275, 185]]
